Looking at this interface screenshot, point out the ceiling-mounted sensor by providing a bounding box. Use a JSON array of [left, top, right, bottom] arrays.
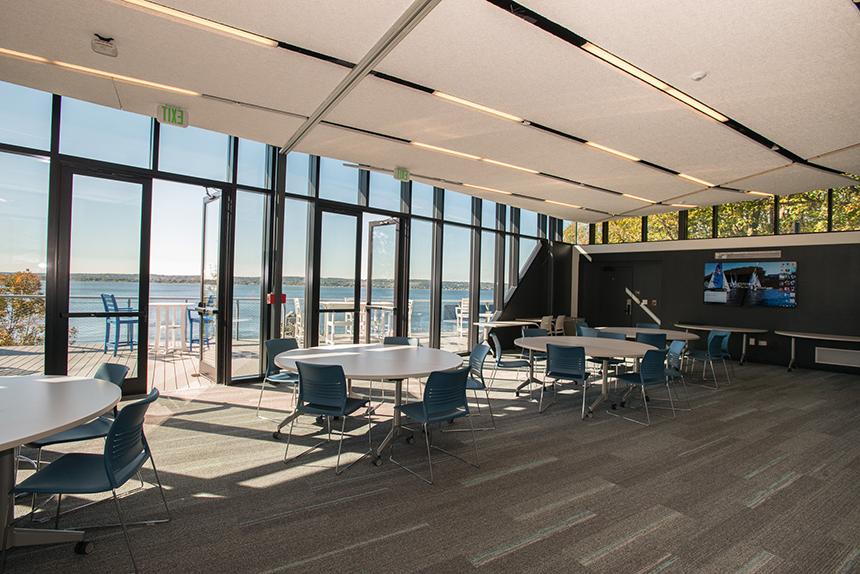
[[91, 34, 117, 57], [690, 70, 708, 81]]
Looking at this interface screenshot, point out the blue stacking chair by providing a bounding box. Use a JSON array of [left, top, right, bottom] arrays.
[[256, 338, 300, 420], [187, 294, 215, 351], [544, 344, 590, 416], [101, 294, 138, 356], [687, 331, 730, 388], [578, 325, 599, 337], [715, 330, 735, 379], [487, 332, 529, 387], [521, 327, 549, 360], [635, 322, 660, 329], [636, 332, 667, 350], [283, 362, 372, 475], [666, 340, 692, 411], [382, 336, 420, 346], [390, 367, 477, 484], [25, 363, 130, 517], [10, 389, 170, 573], [611, 349, 671, 425], [446, 343, 496, 432]]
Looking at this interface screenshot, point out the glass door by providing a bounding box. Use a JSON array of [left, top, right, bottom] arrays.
[[52, 169, 151, 396], [362, 216, 399, 343], [317, 211, 358, 345], [197, 191, 221, 380]]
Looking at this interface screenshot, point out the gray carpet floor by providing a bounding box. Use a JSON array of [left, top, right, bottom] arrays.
[[5, 361, 860, 573]]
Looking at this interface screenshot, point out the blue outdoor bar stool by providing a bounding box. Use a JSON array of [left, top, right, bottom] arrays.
[[100, 294, 138, 356]]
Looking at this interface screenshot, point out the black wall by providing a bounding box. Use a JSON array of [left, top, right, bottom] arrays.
[[578, 243, 860, 372]]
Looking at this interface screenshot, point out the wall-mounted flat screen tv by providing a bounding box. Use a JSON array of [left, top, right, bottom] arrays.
[[704, 261, 797, 308]]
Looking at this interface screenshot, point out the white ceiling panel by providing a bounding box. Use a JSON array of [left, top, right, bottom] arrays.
[[524, 0, 860, 159], [377, 0, 788, 185], [0, 56, 120, 108], [726, 164, 858, 196], [0, 0, 347, 118], [809, 144, 860, 178], [298, 124, 644, 218], [329, 77, 703, 201], [620, 204, 681, 218], [676, 188, 750, 207], [159, 0, 416, 63]]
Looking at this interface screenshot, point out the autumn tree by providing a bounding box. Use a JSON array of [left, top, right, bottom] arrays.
[[0, 270, 46, 346]]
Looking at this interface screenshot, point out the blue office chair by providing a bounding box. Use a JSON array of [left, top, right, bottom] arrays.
[[578, 325, 599, 337], [487, 332, 529, 388], [611, 349, 671, 425], [715, 330, 735, 379], [256, 338, 300, 420], [187, 294, 215, 351], [687, 331, 730, 388], [390, 367, 477, 484], [383, 336, 420, 346], [591, 330, 628, 374], [101, 294, 138, 356], [635, 322, 660, 329], [283, 362, 372, 475], [11, 389, 169, 573], [635, 332, 667, 350], [446, 343, 495, 432], [521, 327, 549, 359], [665, 340, 692, 411], [544, 344, 590, 416]]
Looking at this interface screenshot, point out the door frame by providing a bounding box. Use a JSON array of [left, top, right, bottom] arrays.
[[46, 164, 152, 396]]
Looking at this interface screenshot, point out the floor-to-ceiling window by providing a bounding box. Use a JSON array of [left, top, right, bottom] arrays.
[[441, 223, 471, 352]]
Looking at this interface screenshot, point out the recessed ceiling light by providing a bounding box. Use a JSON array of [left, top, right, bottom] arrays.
[[622, 193, 657, 204], [410, 141, 481, 161], [670, 203, 697, 208], [0, 47, 200, 96], [581, 42, 670, 91], [481, 158, 539, 174], [677, 173, 714, 187], [119, 0, 278, 47], [664, 89, 728, 122], [546, 200, 582, 209], [463, 183, 512, 195], [432, 91, 523, 122], [584, 141, 641, 162], [745, 190, 773, 197]]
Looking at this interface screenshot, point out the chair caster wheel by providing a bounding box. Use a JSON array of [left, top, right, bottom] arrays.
[[406, 435, 415, 445], [315, 416, 325, 426], [74, 541, 94, 555], [373, 456, 383, 467], [272, 431, 282, 440]]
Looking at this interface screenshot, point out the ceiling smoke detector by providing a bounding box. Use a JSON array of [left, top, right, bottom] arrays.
[[91, 34, 117, 57], [690, 70, 708, 81]]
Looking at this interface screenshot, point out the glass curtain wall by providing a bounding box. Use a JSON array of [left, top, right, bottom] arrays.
[[441, 224, 471, 352], [282, 198, 309, 345], [408, 219, 433, 344]]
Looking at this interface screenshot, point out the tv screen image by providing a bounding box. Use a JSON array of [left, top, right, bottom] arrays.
[[703, 261, 797, 308]]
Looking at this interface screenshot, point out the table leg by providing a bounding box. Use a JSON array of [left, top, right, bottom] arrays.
[[740, 334, 748, 365], [374, 378, 402, 459], [515, 349, 542, 398], [2, 449, 84, 552], [788, 337, 796, 372], [586, 359, 610, 418]]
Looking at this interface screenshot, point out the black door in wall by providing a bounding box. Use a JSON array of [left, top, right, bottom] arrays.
[[631, 262, 663, 326], [598, 265, 633, 326]]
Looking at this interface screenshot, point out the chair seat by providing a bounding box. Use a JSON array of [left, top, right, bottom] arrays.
[[615, 372, 665, 386], [466, 376, 485, 391], [546, 369, 587, 382], [27, 416, 113, 448], [496, 359, 529, 369], [398, 401, 467, 424], [666, 367, 683, 380], [687, 349, 713, 361], [300, 397, 367, 417], [15, 453, 113, 495], [266, 372, 298, 385], [587, 357, 624, 366]]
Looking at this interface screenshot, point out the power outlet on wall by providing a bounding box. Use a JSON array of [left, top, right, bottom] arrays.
[[759, 339, 767, 346], [749, 338, 756, 345]]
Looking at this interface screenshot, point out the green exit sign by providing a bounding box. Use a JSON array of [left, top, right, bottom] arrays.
[[394, 166, 410, 181], [158, 103, 188, 127]]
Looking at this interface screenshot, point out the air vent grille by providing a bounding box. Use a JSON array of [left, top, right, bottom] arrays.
[[714, 250, 781, 260]]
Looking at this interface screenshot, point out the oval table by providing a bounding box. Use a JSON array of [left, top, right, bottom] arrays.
[[515, 336, 655, 419], [596, 327, 699, 342], [274, 344, 463, 461], [1, 376, 121, 551], [674, 323, 769, 365]]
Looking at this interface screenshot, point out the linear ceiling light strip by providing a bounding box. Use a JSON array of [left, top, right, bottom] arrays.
[[279, 0, 441, 154]]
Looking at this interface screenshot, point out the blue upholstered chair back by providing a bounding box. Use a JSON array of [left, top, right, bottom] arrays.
[[522, 327, 548, 338], [597, 330, 625, 340], [94, 363, 129, 387], [706, 332, 726, 358], [636, 332, 667, 349], [638, 349, 668, 385], [104, 388, 158, 489], [383, 336, 420, 346], [546, 344, 586, 379], [578, 326, 599, 337], [265, 338, 298, 378], [488, 332, 504, 364], [296, 362, 348, 412], [713, 330, 731, 354], [636, 322, 660, 329], [422, 367, 469, 420], [667, 340, 686, 369], [468, 343, 491, 383]]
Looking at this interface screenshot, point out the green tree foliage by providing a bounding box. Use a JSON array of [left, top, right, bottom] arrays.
[[607, 217, 642, 243], [687, 206, 713, 239], [832, 185, 860, 231], [648, 211, 679, 241], [778, 190, 828, 234], [0, 270, 45, 346], [718, 198, 774, 237], [562, 222, 590, 244]]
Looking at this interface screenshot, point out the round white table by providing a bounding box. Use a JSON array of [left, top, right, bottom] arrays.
[[274, 344, 463, 460], [674, 323, 769, 365], [596, 327, 699, 342], [1, 376, 121, 551], [515, 336, 654, 419]]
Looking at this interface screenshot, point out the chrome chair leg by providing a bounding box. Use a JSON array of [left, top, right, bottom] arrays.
[[424, 423, 433, 484], [149, 455, 171, 521], [111, 490, 139, 574]]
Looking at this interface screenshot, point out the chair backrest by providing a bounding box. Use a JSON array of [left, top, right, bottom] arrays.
[[422, 367, 469, 420], [468, 342, 491, 383], [638, 349, 668, 385], [546, 344, 586, 378], [488, 332, 504, 364], [578, 325, 599, 337], [522, 327, 548, 338], [296, 361, 348, 412], [104, 388, 158, 489], [713, 330, 731, 353], [265, 338, 299, 377], [539, 316, 554, 331], [635, 322, 660, 329], [94, 363, 129, 387], [597, 330, 626, 340], [706, 332, 726, 358], [101, 293, 118, 313], [635, 332, 667, 349], [667, 340, 686, 369], [383, 336, 420, 346], [554, 316, 566, 331]]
